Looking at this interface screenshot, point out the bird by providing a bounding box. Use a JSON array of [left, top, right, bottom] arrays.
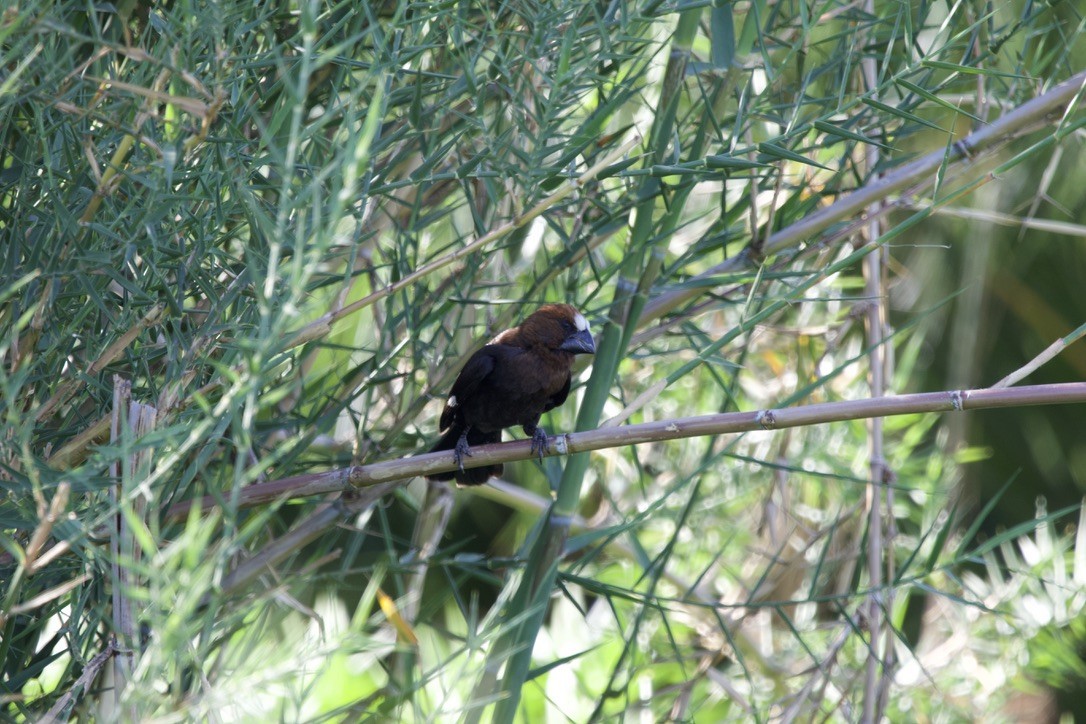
[[427, 304, 596, 485]]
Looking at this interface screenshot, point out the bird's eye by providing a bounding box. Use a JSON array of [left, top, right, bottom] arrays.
[[561, 320, 575, 332]]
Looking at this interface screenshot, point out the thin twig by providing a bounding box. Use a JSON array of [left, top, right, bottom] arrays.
[[108, 378, 131, 713], [859, 4, 891, 715], [25, 482, 70, 574], [992, 322, 1086, 388], [40, 638, 121, 724], [903, 200, 1086, 238]]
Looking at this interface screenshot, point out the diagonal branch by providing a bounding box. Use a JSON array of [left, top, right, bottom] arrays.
[[165, 382, 1086, 520], [644, 70, 1086, 322]]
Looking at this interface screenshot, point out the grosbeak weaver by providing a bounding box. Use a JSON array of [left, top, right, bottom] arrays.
[[427, 304, 595, 485]]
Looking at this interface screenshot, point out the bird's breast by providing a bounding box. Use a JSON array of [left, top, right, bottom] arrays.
[[461, 349, 571, 431]]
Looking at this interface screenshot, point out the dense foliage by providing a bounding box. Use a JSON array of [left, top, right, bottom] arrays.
[[2, 0, 1084, 719]]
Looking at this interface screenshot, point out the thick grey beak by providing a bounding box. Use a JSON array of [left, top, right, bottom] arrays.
[[560, 328, 595, 355]]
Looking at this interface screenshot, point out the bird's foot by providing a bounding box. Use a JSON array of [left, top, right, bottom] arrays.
[[453, 433, 473, 473], [529, 426, 550, 464]]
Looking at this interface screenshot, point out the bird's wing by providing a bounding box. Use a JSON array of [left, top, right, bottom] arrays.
[[439, 345, 499, 431], [542, 374, 571, 413]]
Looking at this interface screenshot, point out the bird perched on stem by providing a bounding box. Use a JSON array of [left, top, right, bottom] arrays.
[[427, 304, 596, 486]]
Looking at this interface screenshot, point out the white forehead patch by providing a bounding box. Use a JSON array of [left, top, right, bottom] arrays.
[[448, 395, 458, 408], [574, 312, 588, 331]]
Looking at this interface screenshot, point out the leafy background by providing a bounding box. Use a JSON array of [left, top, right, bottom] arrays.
[[2, 0, 1085, 720]]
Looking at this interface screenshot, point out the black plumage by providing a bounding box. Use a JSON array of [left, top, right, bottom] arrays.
[[427, 304, 595, 485]]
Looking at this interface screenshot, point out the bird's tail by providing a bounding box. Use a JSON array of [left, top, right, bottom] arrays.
[[427, 425, 502, 485]]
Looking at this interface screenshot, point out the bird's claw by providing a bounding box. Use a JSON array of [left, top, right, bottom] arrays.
[[453, 433, 473, 473], [530, 427, 550, 464]]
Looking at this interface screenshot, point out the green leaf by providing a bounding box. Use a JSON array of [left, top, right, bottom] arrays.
[[710, 2, 735, 70], [862, 96, 946, 132], [757, 141, 832, 170], [921, 59, 1034, 80], [813, 120, 892, 150], [896, 79, 983, 123], [704, 153, 770, 169]]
